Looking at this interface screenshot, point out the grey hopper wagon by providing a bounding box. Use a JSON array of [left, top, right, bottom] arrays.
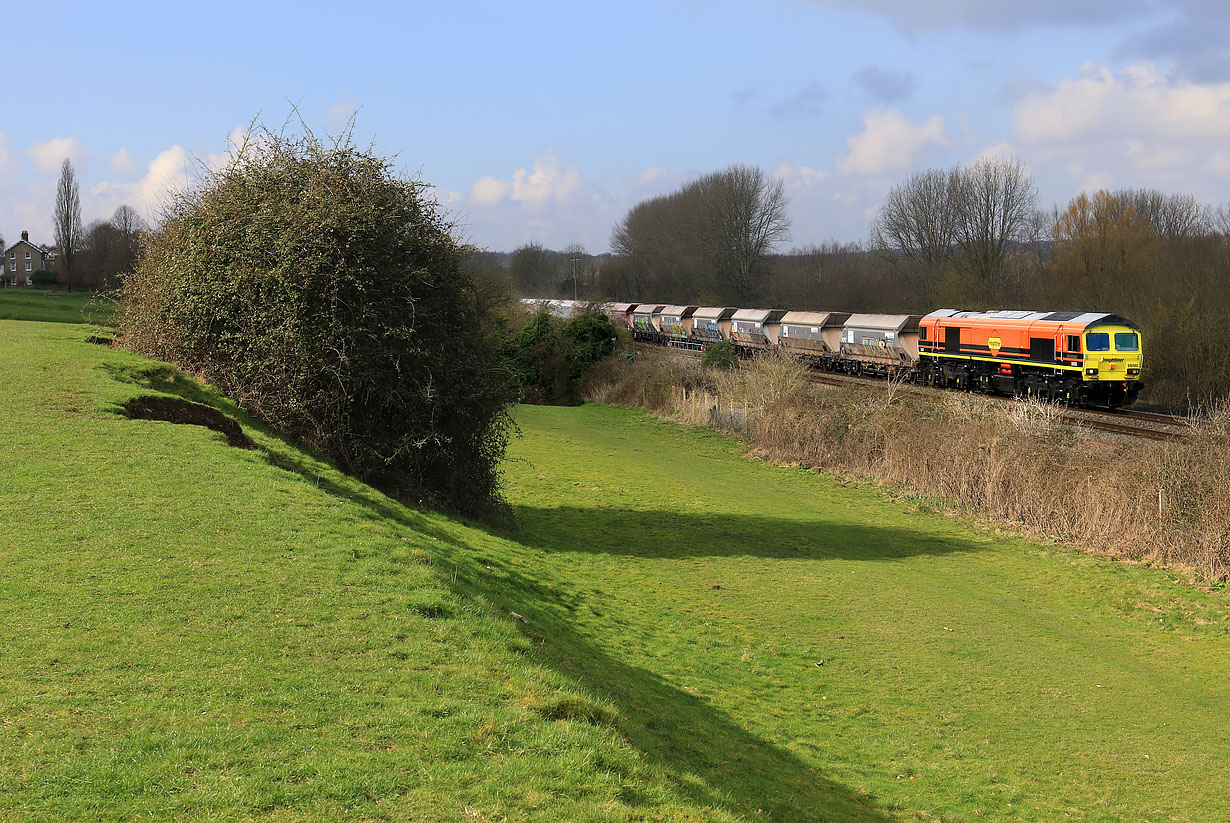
[[657, 305, 699, 339], [729, 309, 787, 349], [632, 304, 666, 336], [609, 302, 639, 330], [689, 307, 737, 342], [778, 311, 852, 358], [839, 314, 922, 375]]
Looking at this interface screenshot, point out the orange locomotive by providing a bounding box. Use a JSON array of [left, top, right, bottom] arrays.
[[917, 310, 1144, 407]]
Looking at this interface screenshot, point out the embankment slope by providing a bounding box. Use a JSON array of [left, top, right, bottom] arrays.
[[1, 319, 1226, 822]]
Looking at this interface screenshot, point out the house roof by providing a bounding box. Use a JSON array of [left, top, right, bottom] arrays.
[[4, 239, 51, 256]]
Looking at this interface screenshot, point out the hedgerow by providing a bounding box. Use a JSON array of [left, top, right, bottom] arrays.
[[118, 125, 512, 517], [512, 303, 617, 403]]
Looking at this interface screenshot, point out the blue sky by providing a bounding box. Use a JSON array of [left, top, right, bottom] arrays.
[[4, 0, 1229, 252]]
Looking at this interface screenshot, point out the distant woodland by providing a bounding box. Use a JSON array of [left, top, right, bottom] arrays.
[[476, 159, 1230, 408]]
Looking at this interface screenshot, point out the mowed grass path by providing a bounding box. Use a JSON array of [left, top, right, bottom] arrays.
[[493, 405, 1230, 822], [1, 318, 1227, 821]]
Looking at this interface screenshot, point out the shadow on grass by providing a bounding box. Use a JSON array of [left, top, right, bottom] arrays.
[[98, 357, 914, 818], [101, 357, 479, 548], [445, 536, 906, 822], [247, 449, 943, 817], [509, 503, 973, 562]]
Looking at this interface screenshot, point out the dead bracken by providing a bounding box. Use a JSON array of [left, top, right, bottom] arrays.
[[120, 396, 255, 449]]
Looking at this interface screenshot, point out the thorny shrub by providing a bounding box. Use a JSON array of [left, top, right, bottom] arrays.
[[118, 124, 512, 518]]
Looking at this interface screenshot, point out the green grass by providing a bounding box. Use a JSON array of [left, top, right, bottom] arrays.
[[0, 289, 114, 325], [1, 319, 1227, 821]]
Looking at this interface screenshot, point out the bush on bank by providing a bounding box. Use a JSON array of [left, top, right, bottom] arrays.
[[512, 303, 617, 404], [118, 126, 512, 517]]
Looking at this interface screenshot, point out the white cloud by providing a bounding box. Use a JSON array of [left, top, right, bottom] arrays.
[[459, 151, 623, 251], [470, 176, 509, 205], [327, 96, 358, 128], [467, 151, 584, 209], [88, 145, 195, 224], [28, 136, 88, 173], [974, 141, 1016, 163], [775, 162, 830, 188], [108, 148, 136, 174], [1015, 63, 1230, 145], [1012, 63, 1230, 196], [628, 166, 671, 189], [836, 108, 949, 175]]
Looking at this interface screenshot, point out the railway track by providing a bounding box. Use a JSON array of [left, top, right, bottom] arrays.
[[642, 341, 1190, 442]]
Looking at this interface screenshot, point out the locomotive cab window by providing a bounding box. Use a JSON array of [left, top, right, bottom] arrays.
[[919, 326, 927, 341], [1114, 332, 1139, 351], [1086, 332, 1110, 352], [1067, 335, 1080, 352]]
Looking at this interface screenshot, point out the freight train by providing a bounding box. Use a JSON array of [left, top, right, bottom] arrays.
[[522, 299, 1145, 408]]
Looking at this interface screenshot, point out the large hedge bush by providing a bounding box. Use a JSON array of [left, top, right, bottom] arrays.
[[119, 127, 512, 516], [512, 303, 616, 403]]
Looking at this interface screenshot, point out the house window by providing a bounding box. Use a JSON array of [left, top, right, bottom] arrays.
[[7, 251, 13, 260], [25, 251, 31, 259], [8, 261, 14, 272], [25, 261, 32, 272]]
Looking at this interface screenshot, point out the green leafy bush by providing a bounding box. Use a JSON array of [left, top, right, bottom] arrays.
[[118, 125, 512, 517], [512, 303, 616, 403], [30, 269, 57, 286], [701, 339, 738, 369]]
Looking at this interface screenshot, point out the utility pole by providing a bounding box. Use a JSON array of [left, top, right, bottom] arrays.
[[570, 255, 581, 301]]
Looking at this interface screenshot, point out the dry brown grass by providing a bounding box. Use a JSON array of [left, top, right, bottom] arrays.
[[587, 352, 1230, 583]]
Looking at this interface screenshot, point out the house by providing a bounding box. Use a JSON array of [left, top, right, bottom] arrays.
[[3, 230, 54, 286]]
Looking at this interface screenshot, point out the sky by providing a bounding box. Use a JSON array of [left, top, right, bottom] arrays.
[[3, 0, 1230, 253]]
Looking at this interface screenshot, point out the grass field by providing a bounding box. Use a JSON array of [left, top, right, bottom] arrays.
[[1, 318, 1227, 821], [0, 289, 114, 325]]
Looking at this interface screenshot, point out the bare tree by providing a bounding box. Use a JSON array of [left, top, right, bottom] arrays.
[[871, 167, 960, 286], [696, 164, 790, 300], [54, 159, 83, 282], [1116, 188, 1210, 239], [1216, 202, 1230, 237], [951, 156, 1037, 291], [111, 204, 148, 241], [610, 164, 789, 303]]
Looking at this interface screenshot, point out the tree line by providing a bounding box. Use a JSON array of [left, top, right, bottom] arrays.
[[483, 157, 1230, 408], [3, 158, 148, 290]]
